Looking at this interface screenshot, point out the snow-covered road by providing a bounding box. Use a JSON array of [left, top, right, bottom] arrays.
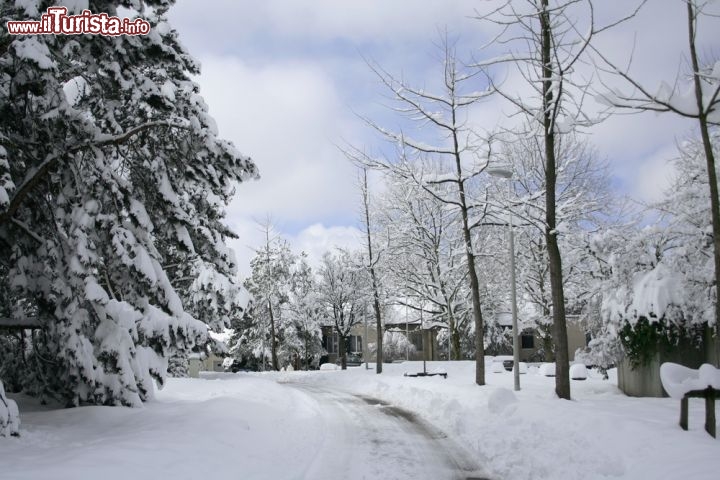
[[5, 364, 720, 480], [286, 382, 488, 480], [2, 373, 489, 480]]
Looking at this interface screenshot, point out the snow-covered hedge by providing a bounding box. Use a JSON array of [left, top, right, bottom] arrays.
[[0, 380, 19, 437]]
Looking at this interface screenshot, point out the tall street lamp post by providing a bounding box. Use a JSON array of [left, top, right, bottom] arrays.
[[487, 167, 521, 392], [364, 312, 369, 370]]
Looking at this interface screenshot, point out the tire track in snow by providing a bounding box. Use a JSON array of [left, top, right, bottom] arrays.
[[285, 382, 492, 480]]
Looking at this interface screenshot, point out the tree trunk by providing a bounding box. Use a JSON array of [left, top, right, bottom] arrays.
[[541, 0, 570, 399], [687, 1, 720, 366], [453, 145, 485, 383], [373, 291, 383, 371], [361, 169, 384, 373], [448, 311, 462, 360], [268, 300, 279, 371], [339, 333, 347, 370], [304, 334, 309, 371]]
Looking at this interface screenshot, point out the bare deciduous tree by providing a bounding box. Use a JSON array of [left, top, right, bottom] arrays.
[[358, 168, 385, 372], [378, 168, 471, 360], [345, 37, 496, 385], [317, 250, 368, 370], [474, 0, 640, 399]]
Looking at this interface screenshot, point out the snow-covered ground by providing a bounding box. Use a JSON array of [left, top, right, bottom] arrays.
[[2, 361, 719, 480]]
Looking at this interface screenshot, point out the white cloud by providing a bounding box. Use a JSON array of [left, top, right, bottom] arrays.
[[170, 0, 484, 53], [196, 56, 360, 225], [631, 145, 680, 204], [225, 219, 363, 280], [291, 223, 364, 267]]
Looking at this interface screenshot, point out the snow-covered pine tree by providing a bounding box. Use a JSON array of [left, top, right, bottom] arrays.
[[242, 223, 295, 371], [285, 253, 323, 369], [0, 1, 255, 406]]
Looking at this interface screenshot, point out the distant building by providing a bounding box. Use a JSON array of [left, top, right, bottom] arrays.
[[493, 312, 588, 362]]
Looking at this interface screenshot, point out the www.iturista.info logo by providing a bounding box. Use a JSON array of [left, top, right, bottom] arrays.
[[6, 7, 151, 36]]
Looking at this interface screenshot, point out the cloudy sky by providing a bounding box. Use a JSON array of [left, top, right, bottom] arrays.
[[166, 1, 719, 278]]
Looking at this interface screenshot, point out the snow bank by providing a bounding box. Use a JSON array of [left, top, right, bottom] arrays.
[[487, 387, 518, 414], [660, 362, 720, 399], [513, 362, 528, 375], [491, 361, 506, 373]]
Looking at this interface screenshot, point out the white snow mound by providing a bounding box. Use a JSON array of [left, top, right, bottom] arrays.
[[570, 363, 588, 380], [488, 387, 518, 414], [539, 363, 556, 377], [660, 362, 720, 399]]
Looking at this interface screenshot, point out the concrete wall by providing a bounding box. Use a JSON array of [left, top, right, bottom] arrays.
[[202, 353, 225, 372], [566, 321, 587, 361], [519, 318, 587, 362], [704, 326, 719, 367], [618, 338, 707, 397], [188, 357, 202, 378]]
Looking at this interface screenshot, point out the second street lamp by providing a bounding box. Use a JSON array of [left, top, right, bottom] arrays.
[[487, 167, 521, 392]]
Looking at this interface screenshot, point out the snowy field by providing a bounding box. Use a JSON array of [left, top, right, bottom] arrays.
[[2, 361, 719, 480]]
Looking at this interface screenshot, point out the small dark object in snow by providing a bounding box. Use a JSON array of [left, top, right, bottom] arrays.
[[404, 372, 447, 379]]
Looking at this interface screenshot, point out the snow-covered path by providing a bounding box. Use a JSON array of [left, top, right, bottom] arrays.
[[286, 382, 487, 480]]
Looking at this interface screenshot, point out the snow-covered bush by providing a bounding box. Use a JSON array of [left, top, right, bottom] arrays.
[[574, 133, 720, 370], [0, 380, 19, 437]]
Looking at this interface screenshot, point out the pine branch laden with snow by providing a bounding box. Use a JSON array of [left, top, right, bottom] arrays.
[[0, 1, 256, 406]]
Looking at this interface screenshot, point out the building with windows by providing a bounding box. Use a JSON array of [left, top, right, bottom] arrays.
[[494, 312, 588, 362], [320, 324, 374, 365]]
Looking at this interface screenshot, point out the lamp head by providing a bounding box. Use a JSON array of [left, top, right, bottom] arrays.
[[486, 166, 513, 179]]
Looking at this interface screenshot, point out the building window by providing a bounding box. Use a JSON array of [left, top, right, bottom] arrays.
[[326, 333, 338, 354], [410, 331, 424, 352], [521, 333, 535, 349], [349, 335, 363, 353]]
